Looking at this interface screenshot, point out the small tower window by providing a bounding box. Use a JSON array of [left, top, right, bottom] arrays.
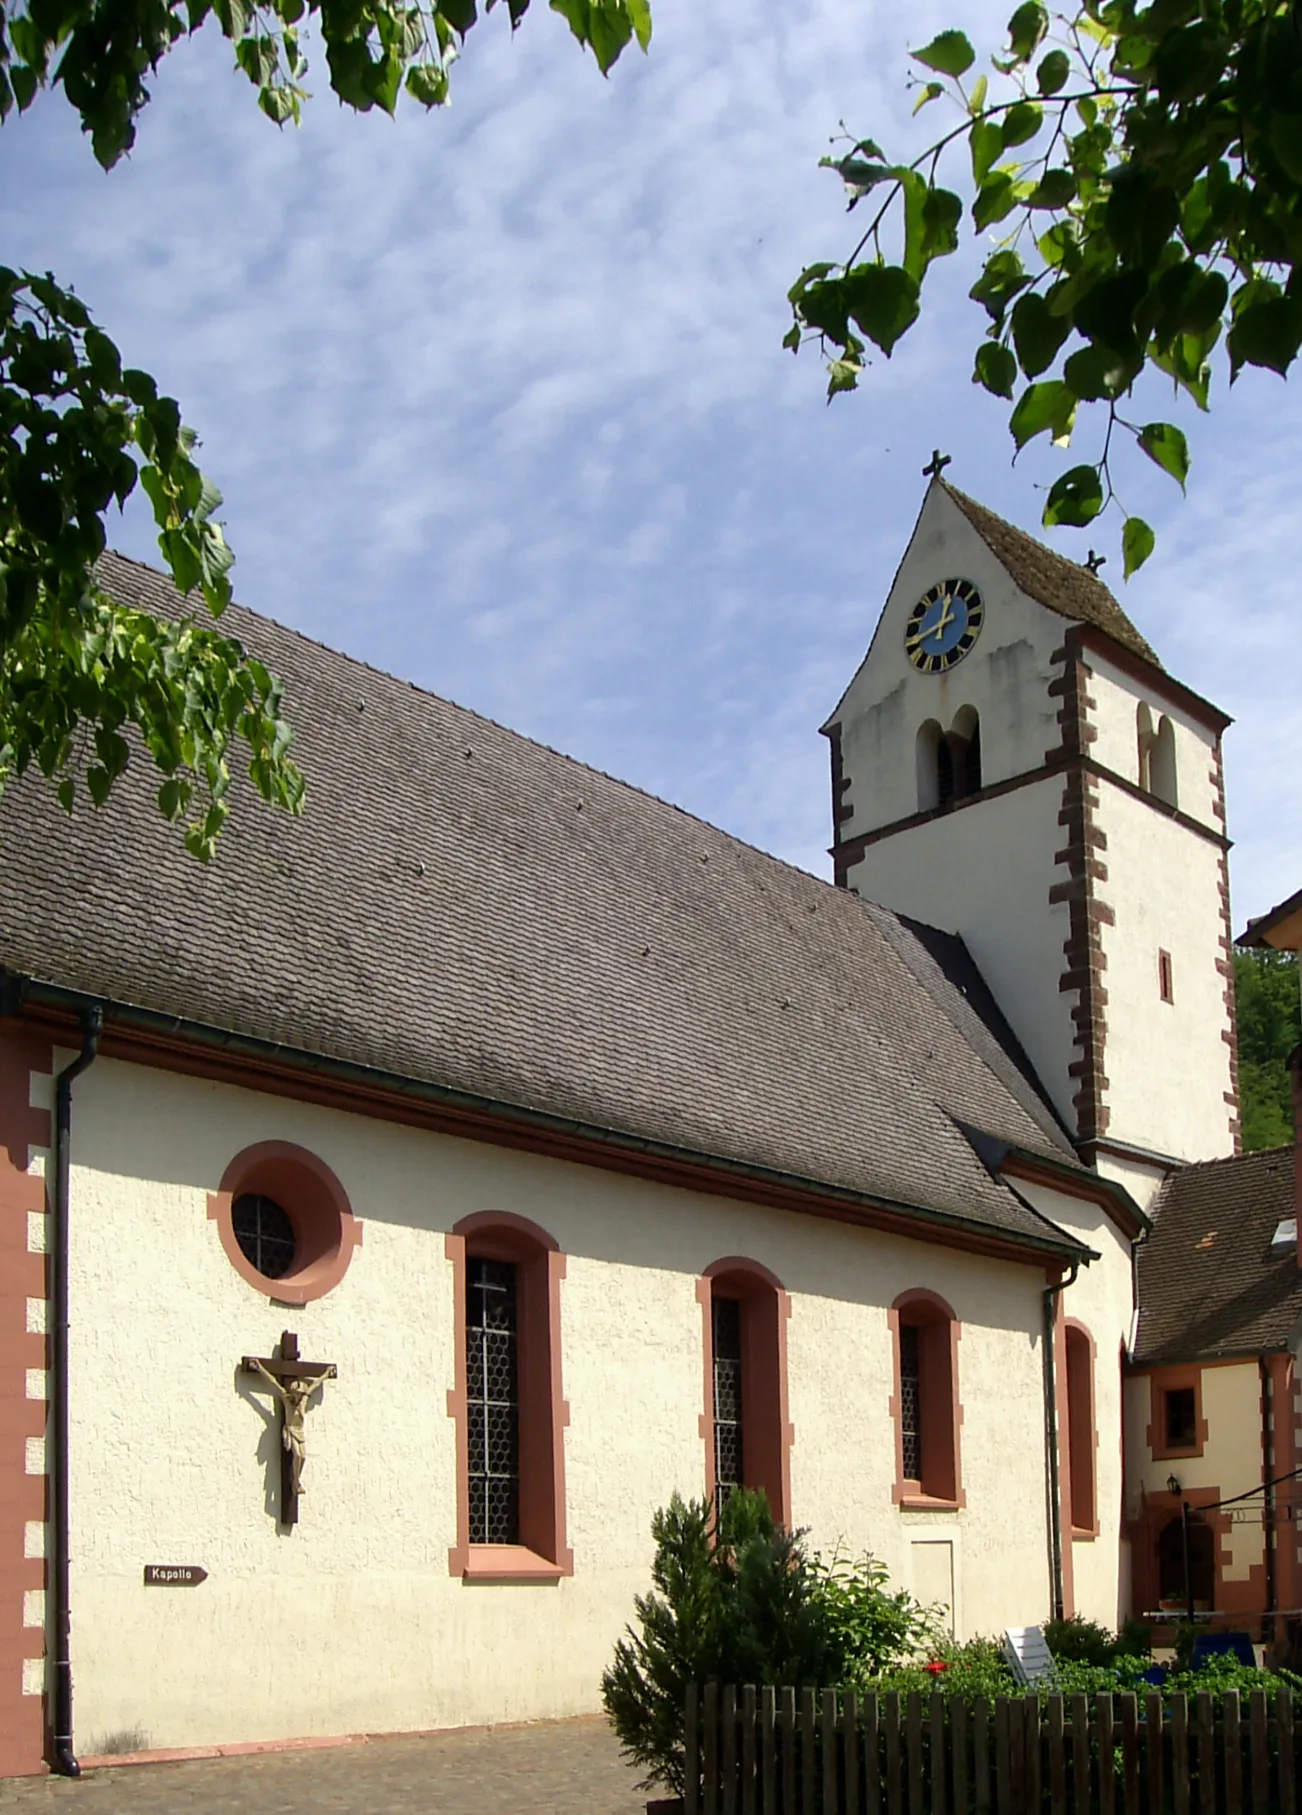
[[1158, 949, 1174, 1003], [950, 706, 981, 800], [936, 737, 955, 807]]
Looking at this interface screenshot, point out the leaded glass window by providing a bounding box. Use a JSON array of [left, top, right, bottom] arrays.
[[713, 1296, 744, 1507], [900, 1322, 923, 1482], [231, 1193, 296, 1280], [466, 1257, 519, 1544]]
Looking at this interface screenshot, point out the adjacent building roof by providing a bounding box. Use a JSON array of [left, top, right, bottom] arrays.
[[942, 482, 1163, 669], [0, 551, 1096, 1256], [1133, 1147, 1302, 1364], [1239, 886, 1302, 954]]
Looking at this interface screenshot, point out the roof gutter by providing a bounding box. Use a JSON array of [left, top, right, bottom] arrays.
[[4, 973, 1088, 1268]]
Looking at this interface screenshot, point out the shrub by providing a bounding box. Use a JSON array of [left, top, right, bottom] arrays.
[[601, 1489, 930, 1793], [871, 1635, 1016, 1699], [1044, 1615, 1119, 1668]]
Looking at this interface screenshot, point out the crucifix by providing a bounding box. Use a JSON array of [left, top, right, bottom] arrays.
[[922, 448, 952, 478], [241, 1331, 337, 1527]]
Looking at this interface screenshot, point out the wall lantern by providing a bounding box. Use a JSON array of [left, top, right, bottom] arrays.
[[1167, 1474, 1182, 1497]]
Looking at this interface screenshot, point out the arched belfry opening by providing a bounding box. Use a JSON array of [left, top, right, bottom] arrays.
[[1137, 703, 1178, 808], [917, 710, 981, 813]]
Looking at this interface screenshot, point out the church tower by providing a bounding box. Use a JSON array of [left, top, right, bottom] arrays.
[[825, 472, 1239, 1210]]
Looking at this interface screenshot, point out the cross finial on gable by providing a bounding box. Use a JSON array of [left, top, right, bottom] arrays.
[[1084, 549, 1106, 574], [922, 449, 952, 479]]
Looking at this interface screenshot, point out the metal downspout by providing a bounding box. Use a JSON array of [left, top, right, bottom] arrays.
[[1043, 1261, 1080, 1623], [1261, 1355, 1277, 1631], [51, 1008, 102, 1777]]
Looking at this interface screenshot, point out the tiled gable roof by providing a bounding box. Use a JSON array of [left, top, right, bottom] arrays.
[[943, 483, 1163, 668], [1134, 1147, 1301, 1364], [0, 551, 1096, 1254]]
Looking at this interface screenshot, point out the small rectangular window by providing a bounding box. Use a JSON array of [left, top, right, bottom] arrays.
[[900, 1323, 923, 1482], [1165, 1386, 1197, 1450], [466, 1257, 519, 1544], [712, 1297, 744, 1507], [1158, 949, 1174, 1004]]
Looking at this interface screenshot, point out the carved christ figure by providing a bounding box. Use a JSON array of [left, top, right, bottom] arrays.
[[241, 1332, 336, 1526]]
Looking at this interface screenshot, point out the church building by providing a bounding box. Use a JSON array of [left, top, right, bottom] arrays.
[[0, 474, 1238, 1775]]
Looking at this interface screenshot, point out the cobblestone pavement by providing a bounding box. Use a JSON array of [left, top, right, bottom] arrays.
[[0, 1718, 649, 1814]]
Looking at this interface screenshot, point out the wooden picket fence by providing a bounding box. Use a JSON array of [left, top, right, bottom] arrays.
[[682, 1681, 1300, 1814]]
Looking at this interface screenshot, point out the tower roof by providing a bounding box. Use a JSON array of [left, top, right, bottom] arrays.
[[942, 481, 1162, 668]]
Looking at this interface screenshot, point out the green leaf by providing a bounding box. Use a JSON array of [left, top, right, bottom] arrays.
[[1036, 49, 1070, 94], [913, 81, 943, 115], [782, 322, 801, 352], [970, 249, 1030, 321], [1026, 168, 1075, 209], [910, 30, 974, 77], [973, 340, 1017, 398], [1000, 100, 1043, 149], [1063, 343, 1132, 401], [970, 119, 1002, 184], [406, 62, 451, 104], [968, 74, 988, 116], [1226, 296, 1302, 379], [973, 172, 1017, 232], [1010, 292, 1071, 377], [1009, 379, 1074, 449], [1122, 516, 1155, 578], [1006, 0, 1048, 62], [843, 264, 920, 355], [1042, 464, 1103, 528], [1137, 422, 1190, 490], [626, 0, 652, 50]]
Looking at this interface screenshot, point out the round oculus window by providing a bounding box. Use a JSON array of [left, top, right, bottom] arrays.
[[231, 1192, 297, 1281]]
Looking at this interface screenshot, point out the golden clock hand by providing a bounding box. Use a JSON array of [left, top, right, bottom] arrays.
[[928, 599, 957, 644]]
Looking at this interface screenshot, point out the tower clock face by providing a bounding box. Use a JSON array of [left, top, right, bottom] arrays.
[[905, 578, 984, 673]]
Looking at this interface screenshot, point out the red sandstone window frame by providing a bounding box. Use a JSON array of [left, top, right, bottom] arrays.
[[1145, 1365, 1208, 1461], [445, 1211, 573, 1582], [697, 1258, 794, 1528], [889, 1289, 965, 1510], [207, 1140, 362, 1305], [1064, 1319, 1099, 1538]]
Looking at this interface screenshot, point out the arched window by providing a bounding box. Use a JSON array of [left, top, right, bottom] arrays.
[[445, 1212, 572, 1580], [1136, 703, 1154, 791], [1064, 1322, 1097, 1536], [1152, 714, 1178, 807], [890, 1290, 963, 1507], [1137, 704, 1178, 807], [950, 705, 982, 799], [698, 1259, 793, 1527], [916, 720, 943, 812]]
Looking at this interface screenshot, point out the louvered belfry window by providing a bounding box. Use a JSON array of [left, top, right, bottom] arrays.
[[466, 1257, 520, 1544], [900, 1322, 923, 1482], [713, 1296, 744, 1506]]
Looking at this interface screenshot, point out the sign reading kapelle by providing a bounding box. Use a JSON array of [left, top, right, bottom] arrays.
[[143, 1564, 208, 1587]]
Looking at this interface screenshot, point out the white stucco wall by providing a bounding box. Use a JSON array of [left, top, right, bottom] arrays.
[[48, 1052, 1108, 1752], [1085, 654, 1220, 830], [1012, 1182, 1136, 1629], [845, 776, 1077, 1131], [831, 486, 1070, 840], [1094, 781, 1235, 1163]]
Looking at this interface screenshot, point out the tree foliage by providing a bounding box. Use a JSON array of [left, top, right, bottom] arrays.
[[2, 0, 649, 851], [1234, 945, 1300, 1149], [788, 0, 1302, 573], [601, 1488, 931, 1794]]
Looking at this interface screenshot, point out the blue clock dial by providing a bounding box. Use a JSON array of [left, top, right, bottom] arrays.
[[905, 578, 984, 673]]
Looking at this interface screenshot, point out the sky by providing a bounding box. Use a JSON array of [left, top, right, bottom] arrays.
[[4, 0, 1300, 926]]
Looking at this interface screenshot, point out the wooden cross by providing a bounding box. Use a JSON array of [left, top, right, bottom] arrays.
[[1085, 549, 1107, 574], [922, 449, 952, 478], [240, 1331, 337, 1527]]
